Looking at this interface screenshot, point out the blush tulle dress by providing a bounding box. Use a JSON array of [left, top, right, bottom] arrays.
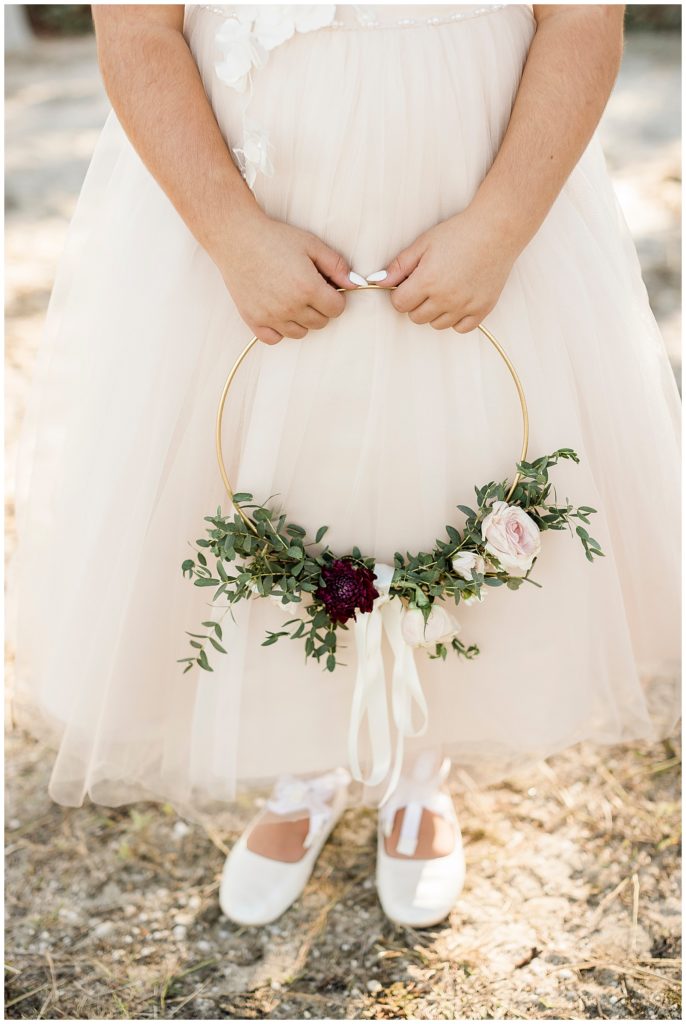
[[10, 4, 681, 817]]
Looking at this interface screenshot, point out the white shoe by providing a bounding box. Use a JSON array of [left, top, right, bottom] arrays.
[[219, 767, 350, 926], [376, 754, 465, 928]]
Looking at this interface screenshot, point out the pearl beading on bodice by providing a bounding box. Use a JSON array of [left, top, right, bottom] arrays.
[[197, 4, 506, 30]]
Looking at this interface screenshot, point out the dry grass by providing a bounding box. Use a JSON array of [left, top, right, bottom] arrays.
[[4, 726, 681, 1020]]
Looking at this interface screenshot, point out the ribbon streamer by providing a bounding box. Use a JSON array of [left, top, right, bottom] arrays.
[[347, 564, 429, 805]]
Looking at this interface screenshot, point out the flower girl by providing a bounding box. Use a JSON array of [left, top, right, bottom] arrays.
[[13, 4, 680, 928]]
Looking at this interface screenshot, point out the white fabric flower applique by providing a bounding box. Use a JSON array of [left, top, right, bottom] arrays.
[[214, 5, 337, 189], [232, 117, 275, 188]]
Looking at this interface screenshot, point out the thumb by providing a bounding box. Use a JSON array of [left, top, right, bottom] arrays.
[[306, 234, 353, 289], [378, 236, 426, 288]]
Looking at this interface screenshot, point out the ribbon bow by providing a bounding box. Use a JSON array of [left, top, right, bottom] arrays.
[[347, 563, 429, 806], [265, 767, 351, 849]]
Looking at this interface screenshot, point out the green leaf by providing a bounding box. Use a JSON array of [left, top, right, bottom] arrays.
[[197, 649, 213, 672], [315, 525, 328, 543]]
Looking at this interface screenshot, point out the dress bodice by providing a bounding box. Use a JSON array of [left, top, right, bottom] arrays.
[[188, 4, 517, 189]]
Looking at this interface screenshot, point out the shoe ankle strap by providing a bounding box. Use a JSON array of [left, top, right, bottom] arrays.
[[265, 767, 350, 849], [379, 755, 452, 857]]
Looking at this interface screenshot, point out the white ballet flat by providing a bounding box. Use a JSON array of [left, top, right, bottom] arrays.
[[219, 767, 350, 927], [376, 754, 465, 928]]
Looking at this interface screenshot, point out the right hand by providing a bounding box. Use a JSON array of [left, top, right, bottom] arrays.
[[215, 208, 354, 344]]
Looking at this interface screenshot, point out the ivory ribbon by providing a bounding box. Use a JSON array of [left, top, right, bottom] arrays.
[[347, 563, 429, 806]]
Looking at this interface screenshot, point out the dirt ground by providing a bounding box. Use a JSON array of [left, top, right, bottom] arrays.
[[4, 30, 682, 1022]]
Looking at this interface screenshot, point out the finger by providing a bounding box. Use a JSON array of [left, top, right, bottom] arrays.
[[392, 279, 430, 314], [382, 235, 426, 288], [255, 326, 284, 345], [407, 298, 440, 325], [281, 320, 309, 340], [299, 305, 329, 330], [306, 234, 352, 289], [430, 312, 457, 331], [452, 315, 481, 335], [309, 279, 346, 319]]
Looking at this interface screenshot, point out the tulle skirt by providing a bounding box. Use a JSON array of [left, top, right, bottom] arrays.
[[10, 4, 681, 816]]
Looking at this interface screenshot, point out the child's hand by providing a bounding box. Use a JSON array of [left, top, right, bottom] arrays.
[[379, 205, 520, 333], [215, 209, 355, 344]]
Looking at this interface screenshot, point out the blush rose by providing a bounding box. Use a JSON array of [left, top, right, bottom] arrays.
[[480, 500, 541, 577]]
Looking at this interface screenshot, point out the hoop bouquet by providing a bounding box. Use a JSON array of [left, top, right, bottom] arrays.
[[180, 285, 604, 677]]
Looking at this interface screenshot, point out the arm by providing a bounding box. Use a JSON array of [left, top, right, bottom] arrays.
[[92, 4, 351, 343], [473, 4, 625, 252], [383, 5, 625, 332]]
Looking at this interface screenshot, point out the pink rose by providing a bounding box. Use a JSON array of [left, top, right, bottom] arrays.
[[480, 501, 541, 577], [401, 605, 461, 648]]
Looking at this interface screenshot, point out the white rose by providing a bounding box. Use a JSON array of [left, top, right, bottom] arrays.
[[452, 551, 486, 580], [401, 605, 461, 648], [481, 500, 541, 577], [248, 580, 310, 620]]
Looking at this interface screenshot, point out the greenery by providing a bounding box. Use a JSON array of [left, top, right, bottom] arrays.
[[180, 448, 603, 675], [624, 5, 681, 32], [25, 5, 93, 37]]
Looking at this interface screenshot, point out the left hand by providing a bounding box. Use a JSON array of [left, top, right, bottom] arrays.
[[379, 205, 520, 333]]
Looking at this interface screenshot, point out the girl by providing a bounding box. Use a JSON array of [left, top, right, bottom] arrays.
[[12, 4, 680, 929]]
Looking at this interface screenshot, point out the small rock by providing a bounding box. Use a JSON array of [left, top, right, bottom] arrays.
[[172, 925, 187, 941], [58, 908, 81, 925], [93, 921, 115, 939], [367, 980, 382, 994], [173, 821, 191, 839], [196, 939, 212, 953], [188, 895, 201, 910], [123, 904, 137, 918]]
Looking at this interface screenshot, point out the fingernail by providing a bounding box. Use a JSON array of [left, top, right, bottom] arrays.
[[365, 269, 388, 282], [348, 270, 367, 287]]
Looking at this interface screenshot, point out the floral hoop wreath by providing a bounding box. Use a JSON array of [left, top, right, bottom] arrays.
[[181, 285, 603, 800]]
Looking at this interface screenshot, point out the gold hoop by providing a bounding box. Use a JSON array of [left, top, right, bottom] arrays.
[[216, 285, 529, 533]]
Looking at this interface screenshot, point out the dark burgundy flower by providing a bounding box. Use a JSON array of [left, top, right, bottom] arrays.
[[315, 559, 379, 625]]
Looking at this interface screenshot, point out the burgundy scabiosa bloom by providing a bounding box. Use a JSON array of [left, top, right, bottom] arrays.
[[315, 559, 379, 625]]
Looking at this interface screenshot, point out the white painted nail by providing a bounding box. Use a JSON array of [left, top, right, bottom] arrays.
[[348, 271, 367, 287], [365, 269, 388, 282]]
